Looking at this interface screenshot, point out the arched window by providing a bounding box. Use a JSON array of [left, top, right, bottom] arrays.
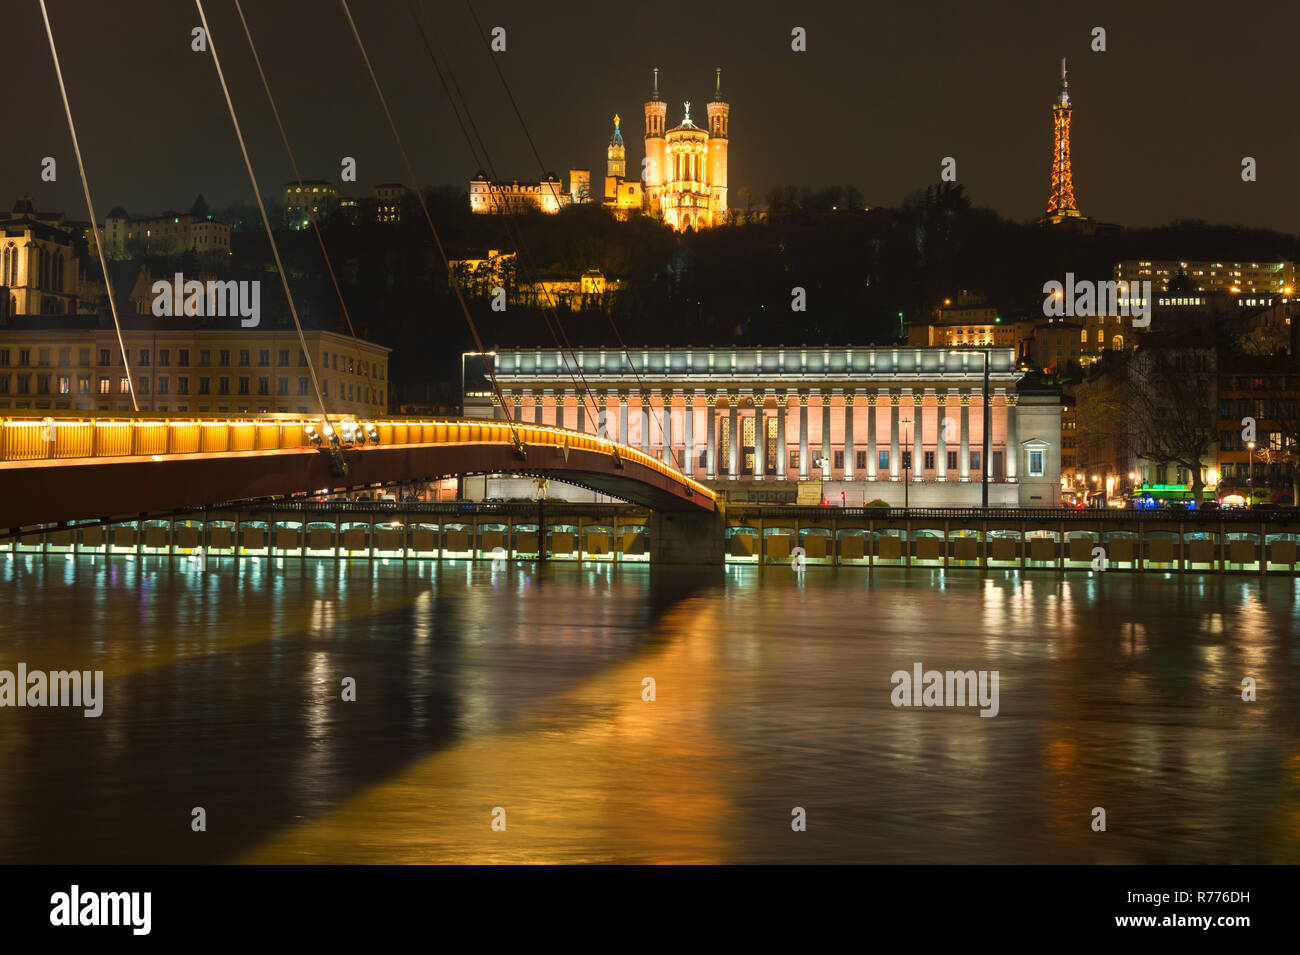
[[1112, 334, 1124, 351], [1080, 328, 1087, 343]]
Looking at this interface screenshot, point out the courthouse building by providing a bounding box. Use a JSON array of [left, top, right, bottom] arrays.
[[465, 346, 1063, 506]]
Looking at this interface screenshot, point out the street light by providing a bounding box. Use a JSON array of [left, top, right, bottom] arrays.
[[1247, 440, 1256, 504], [949, 348, 992, 507]]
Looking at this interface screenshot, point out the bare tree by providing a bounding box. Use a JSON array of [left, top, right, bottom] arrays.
[[1127, 347, 1219, 501]]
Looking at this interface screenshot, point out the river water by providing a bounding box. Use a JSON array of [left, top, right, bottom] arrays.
[[1, 554, 1297, 864]]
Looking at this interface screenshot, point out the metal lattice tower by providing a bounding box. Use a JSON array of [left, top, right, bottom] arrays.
[[1045, 57, 1082, 221]]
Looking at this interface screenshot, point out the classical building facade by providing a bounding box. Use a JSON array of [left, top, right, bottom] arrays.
[[465, 346, 1063, 506]]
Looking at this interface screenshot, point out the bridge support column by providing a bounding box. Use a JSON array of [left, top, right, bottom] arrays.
[[648, 507, 725, 573]]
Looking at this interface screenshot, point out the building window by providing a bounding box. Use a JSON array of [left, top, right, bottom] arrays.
[[239, 349, 250, 367], [879, 450, 889, 471], [1028, 449, 1045, 477], [0, 375, 8, 394], [833, 450, 844, 469], [219, 378, 230, 395], [118, 377, 130, 394], [77, 376, 90, 394], [298, 377, 309, 396], [19, 350, 30, 366], [277, 378, 288, 396], [238, 377, 250, 395], [856, 451, 867, 470], [58, 348, 71, 366], [178, 377, 189, 395], [219, 349, 230, 367], [57, 375, 70, 395], [98, 377, 110, 395], [278, 349, 289, 367], [0, 350, 8, 366], [138, 377, 148, 394], [947, 450, 958, 470], [970, 450, 981, 472], [924, 451, 935, 470], [17, 375, 30, 394], [158, 349, 169, 367], [259, 349, 270, 367], [158, 376, 168, 395], [789, 450, 799, 469], [138, 350, 149, 366], [258, 377, 269, 396], [179, 349, 190, 367]]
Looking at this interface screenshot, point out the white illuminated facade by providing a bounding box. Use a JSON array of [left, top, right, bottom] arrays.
[[466, 346, 1063, 506]]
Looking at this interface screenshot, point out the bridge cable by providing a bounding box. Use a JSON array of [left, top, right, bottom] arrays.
[[337, 0, 523, 456], [37, 0, 138, 412], [231, 0, 378, 419], [409, 1, 606, 443], [192, 1, 334, 442], [460, 1, 681, 470]]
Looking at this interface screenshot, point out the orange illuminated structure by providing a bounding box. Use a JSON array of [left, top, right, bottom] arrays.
[[1042, 58, 1087, 227]]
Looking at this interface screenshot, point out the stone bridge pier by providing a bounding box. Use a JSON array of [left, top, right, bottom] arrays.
[[648, 505, 726, 574]]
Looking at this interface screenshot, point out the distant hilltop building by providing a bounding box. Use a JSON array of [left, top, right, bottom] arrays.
[[102, 196, 230, 259], [1113, 260, 1295, 296], [1040, 58, 1088, 229], [468, 171, 587, 215], [467, 67, 731, 230], [643, 68, 729, 230], [284, 180, 339, 230]]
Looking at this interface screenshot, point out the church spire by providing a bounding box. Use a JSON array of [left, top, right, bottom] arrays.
[[651, 67, 660, 101], [712, 67, 722, 101]]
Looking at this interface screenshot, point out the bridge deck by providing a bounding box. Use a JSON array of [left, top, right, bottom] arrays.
[[0, 414, 716, 528]]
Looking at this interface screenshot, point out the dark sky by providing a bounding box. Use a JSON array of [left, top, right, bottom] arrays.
[[6, 0, 1297, 232]]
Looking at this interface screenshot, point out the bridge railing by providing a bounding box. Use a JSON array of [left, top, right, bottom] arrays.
[[0, 413, 716, 502], [727, 505, 1300, 523]]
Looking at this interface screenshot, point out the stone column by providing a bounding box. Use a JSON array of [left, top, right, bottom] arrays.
[[913, 393, 925, 482], [890, 393, 900, 479], [754, 397, 765, 482], [867, 392, 879, 480], [683, 390, 694, 475], [844, 393, 855, 481], [776, 393, 787, 479], [799, 394, 809, 480], [821, 394, 832, 479], [960, 393, 971, 482], [728, 396, 739, 481], [706, 392, 717, 480], [534, 390, 544, 425], [1005, 393, 1018, 480], [618, 391, 629, 445], [640, 393, 651, 452], [661, 393, 673, 465], [936, 390, 948, 481]]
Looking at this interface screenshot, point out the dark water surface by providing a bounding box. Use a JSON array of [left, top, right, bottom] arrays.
[[1, 554, 1297, 863]]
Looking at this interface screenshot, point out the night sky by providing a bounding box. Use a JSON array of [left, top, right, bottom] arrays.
[[5, 0, 1297, 233]]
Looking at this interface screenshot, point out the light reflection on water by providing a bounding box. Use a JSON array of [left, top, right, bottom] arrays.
[[0, 556, 1297, 863]]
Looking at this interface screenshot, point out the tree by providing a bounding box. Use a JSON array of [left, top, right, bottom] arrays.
[[1127, 347, 1219, 501]]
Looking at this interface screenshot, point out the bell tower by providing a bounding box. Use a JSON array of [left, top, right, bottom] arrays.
[[643, 67, 667, 211], [705, 68, 729, 216]]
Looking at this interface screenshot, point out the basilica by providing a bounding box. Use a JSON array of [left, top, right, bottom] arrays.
[[604, 68, 730, 230]]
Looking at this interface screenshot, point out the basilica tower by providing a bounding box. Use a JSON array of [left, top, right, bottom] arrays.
[[643, 68, 667, 208], [606, 114, 626, 179], [705, 68, 729, 217]]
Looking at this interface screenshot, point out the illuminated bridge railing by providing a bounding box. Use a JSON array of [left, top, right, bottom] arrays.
[[0, 413, 716, 502]]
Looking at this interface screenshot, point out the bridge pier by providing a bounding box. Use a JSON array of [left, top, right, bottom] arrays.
[[648, 507, 725, 573]]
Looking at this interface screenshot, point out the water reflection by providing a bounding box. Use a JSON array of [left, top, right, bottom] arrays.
[[0, 557, 1297, 863]]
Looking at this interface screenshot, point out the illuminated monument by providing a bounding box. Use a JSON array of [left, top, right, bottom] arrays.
[[643, 68, 729, 230], [1041, 58, 1088, 227]]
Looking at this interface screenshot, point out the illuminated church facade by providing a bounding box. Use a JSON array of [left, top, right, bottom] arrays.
[[642, 68, 729, 230]]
